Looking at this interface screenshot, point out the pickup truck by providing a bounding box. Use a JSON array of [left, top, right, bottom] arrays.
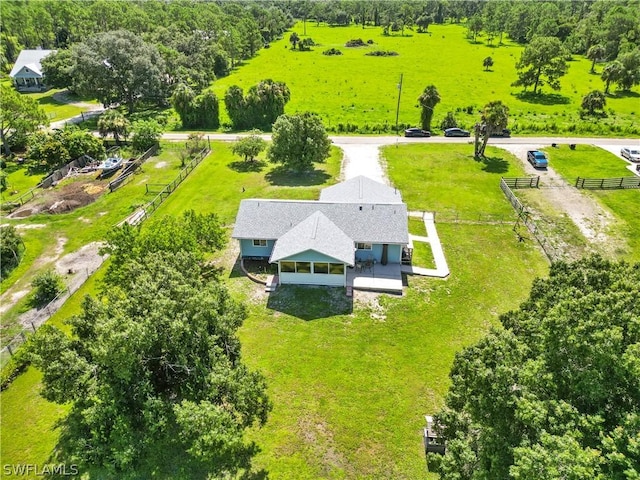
[[527, 150, 548, 168]]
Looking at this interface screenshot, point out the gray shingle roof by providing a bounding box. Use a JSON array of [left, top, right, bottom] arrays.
[[269, 211, 355, 265], [319, 175, 403, 203], [9, 50, 55, 78], [232, 199, 408, 245]]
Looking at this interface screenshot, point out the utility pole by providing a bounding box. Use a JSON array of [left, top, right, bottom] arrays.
[[395, 73, 403, 137]]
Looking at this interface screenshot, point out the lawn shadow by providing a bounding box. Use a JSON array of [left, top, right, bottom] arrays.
[[514, 91, 570, 105], [480, 155, 509, 174], [609, 90, 640, 99], [228, 159, 267, 173], [265, 166, 330, 186], [266, 285, 353, 320]]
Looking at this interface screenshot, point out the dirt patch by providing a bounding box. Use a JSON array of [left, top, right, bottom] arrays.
[[155, 161, 168, 168], [298, 416, 351, 476], [9, 179, 107, 218], [354, 290, 387, 321], [0, 289, 30, 315], [340, 143, 390, 184]]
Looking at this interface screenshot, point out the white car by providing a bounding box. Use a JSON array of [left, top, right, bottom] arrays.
[[621, 147, 640, 162]]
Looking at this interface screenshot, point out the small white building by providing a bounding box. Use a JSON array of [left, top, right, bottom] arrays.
[[9, 49, 56, 91]]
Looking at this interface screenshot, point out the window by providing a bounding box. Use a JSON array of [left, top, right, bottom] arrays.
[[356, 242, 372, 250], [314, 262, 329, 274], [280, 261, 295, 273], [252, 239, 267, 247], [329, 263, 345, 275], [296, 262, 311, 273]]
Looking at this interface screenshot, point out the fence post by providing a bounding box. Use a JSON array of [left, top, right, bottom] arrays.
[[7, 345, 13, 356], [31, 321, 36, 332]]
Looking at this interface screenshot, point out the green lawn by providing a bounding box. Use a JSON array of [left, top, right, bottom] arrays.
[[210, 22, 639, 136], [0, 141, 549, 479], [541, 144, 640, 261]]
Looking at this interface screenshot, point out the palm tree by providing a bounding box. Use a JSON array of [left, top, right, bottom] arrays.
[[289, 32, 300, 50], [581, 90, 606, 116], [417, 85, 441, 132], [601, 61, 623, 94], [476, 100, 509, 158], [587, 44, 605, 73]]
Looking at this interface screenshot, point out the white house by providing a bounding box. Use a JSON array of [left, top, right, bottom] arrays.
[[9, 49, 56, 91]]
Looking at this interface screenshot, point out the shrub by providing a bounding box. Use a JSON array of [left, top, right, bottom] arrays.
[[131, 120, 162, 153], [0, 337, 32, 391], [365, 50, 399, 57], [345, 38, 366, 47], [367, 39, 374, 44], [440, 111, 458, 130], [31, 269, 64, 307], [323, 48, 343, 56], [0, 225, 23, 279]]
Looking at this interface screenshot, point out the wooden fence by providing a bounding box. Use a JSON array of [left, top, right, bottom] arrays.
[[575, 176, 640, 189], [501, 176, 540, 189], [126, 148, 210, 226], [108, 143, 158, 192]]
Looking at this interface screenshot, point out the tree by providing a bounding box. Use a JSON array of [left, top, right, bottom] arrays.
[[225, 85, 249, 130], [417, 85, 441, 132], [245, 79, 291, 129], [31, 269, 64, 306], [433, 256, 640, 480], [232, 131, 267, 163], [28, 127, 104, 168], [0, 85, 49, 155], [415, 14, 432, 33], [289, 32, 300, 50], [171, 83, 197, 128], [475, 100, 509, 158], [483, 56, 494, 71], [581, 90, 607, 116], [71, 30, 167, 112], [40, 49, 74, 89], [601, 60, 623, 94], [439, 112, 458, 131], [613, 49, 640, 91], [172, 84, 220, 130], [193, 90, 220, 130], [97, 110, 131, 145], [267, 112, 331, 172], [0, 226, 23, 279], [467, 15, 483, 42], [513, 36, 568, 94], [131, 120, 162, 153], [31, 211, 271, 476], [586, 44, 605, 73]]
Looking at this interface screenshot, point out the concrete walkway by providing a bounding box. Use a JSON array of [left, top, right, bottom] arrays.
[[402, 211, 450, 278]]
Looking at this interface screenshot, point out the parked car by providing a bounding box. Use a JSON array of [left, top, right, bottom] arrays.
[[444, 127, 470, 137], [490, 128, 511, 138], [527, 150, 548, 169], [621, 147, 640, 162], [404, 128, 431, 137]]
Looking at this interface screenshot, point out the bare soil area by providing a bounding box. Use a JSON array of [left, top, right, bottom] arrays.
[[9, 178, 107, 218]]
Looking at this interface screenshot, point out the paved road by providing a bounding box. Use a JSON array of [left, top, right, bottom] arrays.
[[163, 132, 639, 147]]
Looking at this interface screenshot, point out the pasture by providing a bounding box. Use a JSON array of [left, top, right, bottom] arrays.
[[210, 22, 639, 136], [1, 143, 549, 478]]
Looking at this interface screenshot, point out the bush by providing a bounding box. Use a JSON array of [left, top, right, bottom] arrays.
[[365, 50, 399, 57], [440, 111, 458, 130], [31, 270, 64, 307], [345, 38, 366, 47], [131, 120, 162, 153], [0, 336, 33, 391], [0, 225, 23, 279], [323, 48, 343, 56]]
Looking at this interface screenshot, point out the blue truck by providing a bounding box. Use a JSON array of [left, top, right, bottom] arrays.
[[527, 150, 548, 168]]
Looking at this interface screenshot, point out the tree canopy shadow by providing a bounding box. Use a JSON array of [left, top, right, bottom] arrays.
[[266, 285, 353, 320], [514, 91, 570, 105], [480, 155, 509, 174], [265, 166, 330, 186], [228, 159, 267, 173], [609, 90, 639, 99]]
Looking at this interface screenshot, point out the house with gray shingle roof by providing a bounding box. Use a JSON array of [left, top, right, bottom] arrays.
[[232, 176, 409, 287], [9, 49, 55, 91]]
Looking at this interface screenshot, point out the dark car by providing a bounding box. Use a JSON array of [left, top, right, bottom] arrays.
[[490, 128, 511, 138], [444, 127, 470, 137], [404, 128, 431, 137]]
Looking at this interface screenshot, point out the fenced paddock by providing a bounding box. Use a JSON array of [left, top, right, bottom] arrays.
[[575, 177, 640, 189], [501, 176, 540, 189]]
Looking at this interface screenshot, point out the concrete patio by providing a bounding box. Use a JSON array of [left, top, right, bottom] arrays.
[[346, 262, 404, 294]]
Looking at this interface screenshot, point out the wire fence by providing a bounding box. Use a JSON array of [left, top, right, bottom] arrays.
[[0, 252, 106, 369]]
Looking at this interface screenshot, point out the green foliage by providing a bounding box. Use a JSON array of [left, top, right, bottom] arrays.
[[365, 50, 399, 57], [513, 36, 568, 94], [0, 85, 48, 155], [267, 112, 331, 172], [440, 112, 458, 130], [71, 30, 167, 112], [172, 84, 220, 129], [613, 48, 640, 91], [0, 337, 33, 391], [586, 44, 605, 73], [30, 209, 269, 475], [476, 100, 509, 157], [40, 49, 74, 89], [97, 110, 131, 145], [322, 48, 342, 56], [231, 130, 267, 162], [418, 85, 441, 132], [30, 270, 64, 307], [581, 90, 607, 117], [225, 80, 290, 130], [28, 127, 105, 168], [434, 256, 640, 480], [483, 55, 494, 71], [0, 225, 23, 279], [131, 120, 162, 153]]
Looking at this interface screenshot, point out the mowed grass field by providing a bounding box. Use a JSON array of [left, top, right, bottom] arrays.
[[0, 143, 548, 479], [211, 22, 639, 135]]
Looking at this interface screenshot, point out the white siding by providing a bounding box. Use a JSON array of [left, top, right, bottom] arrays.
[[279, 272, 345, 287]]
